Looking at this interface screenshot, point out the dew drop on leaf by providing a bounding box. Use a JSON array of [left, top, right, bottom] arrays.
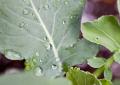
[[70, 44, 74, 47], [64, 1, 68, 5], [52, 64, 58, 70], [43, 36, 48, 41], [19, 22, 26, 28], [46, 43, 52, 50], [23, 8, 29, 15], [23, 0, 30, 6], [70, 16, 73, 19], [43, 4, 49, 10], [62, 20, 66, 25], [35, 52, 39, 57], [5, 50, 23, 60], [95, 36, 100, 40], [39, 59, 43, 63], [35, 67, 43, 76]]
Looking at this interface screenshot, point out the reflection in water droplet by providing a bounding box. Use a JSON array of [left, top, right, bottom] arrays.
[[70, 44, 74, 48], [64, 1, 68, 5], [23, 0, 30, 6], [31, 12, 39, 22], [5, 50, 22, 60], [39, 59, 43, 63], [43, 36, 48, 41], [35, 67, 43, 76], [46, 43, 52, 50], [52, 64, 57, 70], [70, 16, 73, 19], [96, 36, 100, 40], [23, 8, 29, 15], [43, 4, 49, 10], [19, 22, 25, 28], [62, 20, 66, 24], [35, 52, 39, 57]]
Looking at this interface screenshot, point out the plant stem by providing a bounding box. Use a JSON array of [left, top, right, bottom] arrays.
[[93, 56, 114, 77]]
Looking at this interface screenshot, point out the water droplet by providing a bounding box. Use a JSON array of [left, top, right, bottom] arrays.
[[39, 59, 43, 63], [70, 16, 73, 19], [23, 8, 29, 15], [52, 64, 57, 70], [43, 36, 48, 41], [70, 44, 74, 47], [19, 22, 25, 28], [96, 36, 100, 40], [35, 52, 39, 57], [46, 43, 52, 50], [5, 50, 22, 60], [64, 1, 68, 5], [23, 0, 30, 6], [43, 4, 49, 10], [35, 67, 43, 76], [62, 20, 66, 24], [31, 12, 39, 22]]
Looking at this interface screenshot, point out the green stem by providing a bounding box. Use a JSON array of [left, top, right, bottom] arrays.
[[93, 66, 105, 77], [93, 56, 114, 77]]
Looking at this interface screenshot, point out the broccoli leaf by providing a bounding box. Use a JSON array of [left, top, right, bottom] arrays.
[[0, 0, 98, 77], [82, 16, 120, 52]]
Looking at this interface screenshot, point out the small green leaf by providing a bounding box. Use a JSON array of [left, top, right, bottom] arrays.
[[66, 67, 101, 85], [113, 49, 120, 64], [100, 79, 112, 85], [88, 57, 106, 68], [82, 16, 120, 52], [104, 68, 112, 81], [0, 72, 72, 85]]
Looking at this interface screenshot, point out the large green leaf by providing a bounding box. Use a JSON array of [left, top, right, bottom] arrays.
[[66, 67, 102, 85], [82, 16, 120, 52], [0, 0, 98, 77], [0, 72, 71, 85]]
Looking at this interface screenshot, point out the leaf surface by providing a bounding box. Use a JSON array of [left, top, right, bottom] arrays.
[[82, 16, 120, 52], [0, 0, 98, 76], [0, 72, 71, 85], [66, 67, 101, 85], [88, 57, 106, 68]]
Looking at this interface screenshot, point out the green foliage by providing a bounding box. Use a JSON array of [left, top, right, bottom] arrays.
[[60, 39, 99, 66], [82, 16, 120, 52], [100, 79, 112, 85], [113, 80, 120, 85], [66, 67, 101, 85], [88, 57, 106, 68], [113, 49, 120, 64], [104, 68, 112, 81], [0, 0, 99, 77]]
